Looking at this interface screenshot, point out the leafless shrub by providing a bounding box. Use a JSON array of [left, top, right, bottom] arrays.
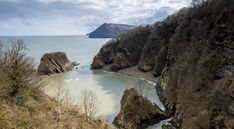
[[0, 40, 43, 105], [79, 89, 99, 119]]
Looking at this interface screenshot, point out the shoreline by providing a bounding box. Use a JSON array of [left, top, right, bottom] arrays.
[[102, 64, 158, 83]]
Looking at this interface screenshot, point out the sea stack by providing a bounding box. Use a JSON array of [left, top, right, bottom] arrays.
[[37, 52, 75, 75]]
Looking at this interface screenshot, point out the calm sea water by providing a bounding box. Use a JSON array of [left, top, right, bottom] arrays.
[[0, 36, 164, 126]]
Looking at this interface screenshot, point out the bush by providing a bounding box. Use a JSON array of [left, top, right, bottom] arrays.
[[79, 89, 99, 118], [0, 40, 42, 105]]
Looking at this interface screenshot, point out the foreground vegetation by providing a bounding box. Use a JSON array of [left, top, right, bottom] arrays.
[[0, 40, 110, 129]]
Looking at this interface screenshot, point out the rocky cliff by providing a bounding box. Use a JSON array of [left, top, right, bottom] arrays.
[[113, 88, 169, 129], [89, 23, 135, 38], [92, 0, 234, 128], [91, 26, 151, 71], [37, 52, 75, 75]]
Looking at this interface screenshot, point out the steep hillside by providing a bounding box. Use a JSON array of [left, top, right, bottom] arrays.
[[92, 0, 234, 128], [91, 25, 151, 71], [89, 23, 135, 38]]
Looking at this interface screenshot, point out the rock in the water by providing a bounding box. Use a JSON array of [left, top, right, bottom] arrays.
[[113, 88, 168, 129], [72, 62, 80, 66], [37, 52, 74, 75]]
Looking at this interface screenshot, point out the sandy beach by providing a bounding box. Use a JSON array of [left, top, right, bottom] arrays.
[[103, 64, 158, 82]]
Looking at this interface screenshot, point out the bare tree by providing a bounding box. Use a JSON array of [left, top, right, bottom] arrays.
[[79, 89, 99, 119], [0, 40, 43, 105]]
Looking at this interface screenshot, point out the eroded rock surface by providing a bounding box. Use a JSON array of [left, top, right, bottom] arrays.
[[37, 52, 74, 75], [113, 88, 168, 129]]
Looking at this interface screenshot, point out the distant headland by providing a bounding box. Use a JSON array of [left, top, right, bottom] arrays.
[[89, 23, 135, 38]]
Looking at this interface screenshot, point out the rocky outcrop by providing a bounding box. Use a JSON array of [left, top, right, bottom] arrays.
[[113, 88, 168, 129], [91, 26, 151, 71], [37, 52, 75, 75], [91, 39, 120, 69], [89, 23, 135, 38]]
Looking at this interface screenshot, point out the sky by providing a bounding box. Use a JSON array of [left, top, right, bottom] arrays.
[[0, 0, 192, 36]]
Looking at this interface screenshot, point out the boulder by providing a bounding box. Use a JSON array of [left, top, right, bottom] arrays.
[[113, 88, 168, 129], [37, 52, 74, 75]]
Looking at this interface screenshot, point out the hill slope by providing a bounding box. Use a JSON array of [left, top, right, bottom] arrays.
[[0, 41, 110, 129], [89, 23, 135, 38]]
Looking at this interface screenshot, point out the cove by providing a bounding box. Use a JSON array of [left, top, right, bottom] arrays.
[[42, 65, 164, 123]]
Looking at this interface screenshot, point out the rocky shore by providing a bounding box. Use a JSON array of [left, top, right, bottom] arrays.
[[113, 88, 169, 129], [91, 0, 234, 128]]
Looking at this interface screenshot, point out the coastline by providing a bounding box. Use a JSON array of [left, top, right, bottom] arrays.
[[102, 64, 158, 83]]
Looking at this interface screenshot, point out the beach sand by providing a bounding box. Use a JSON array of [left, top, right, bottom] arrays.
[[103, 64, 158, 82]]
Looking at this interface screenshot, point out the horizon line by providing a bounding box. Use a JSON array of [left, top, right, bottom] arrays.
[[0, 34, 88, 37]]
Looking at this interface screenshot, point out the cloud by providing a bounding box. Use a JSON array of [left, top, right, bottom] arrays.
[[0, 0, 192, 36]]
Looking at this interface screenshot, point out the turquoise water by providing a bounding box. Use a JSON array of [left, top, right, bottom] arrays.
[[0, 36, 163, 125]]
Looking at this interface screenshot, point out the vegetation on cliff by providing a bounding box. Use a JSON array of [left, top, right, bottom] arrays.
[[92, 0, 234, 128], [91, 26, 151, 71], [0, 40, 110, 129]]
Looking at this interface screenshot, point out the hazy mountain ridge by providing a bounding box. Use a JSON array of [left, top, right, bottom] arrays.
[[89, 23, 135, 38]]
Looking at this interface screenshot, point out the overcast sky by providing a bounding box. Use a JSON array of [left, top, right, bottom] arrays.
[[0, 0, 192, 36]]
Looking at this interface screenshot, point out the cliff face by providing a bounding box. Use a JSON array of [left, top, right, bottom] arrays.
[[91, 26, 151, 71], [91, 11, 185, 74], [37, 52, 74, 75], [160, 1, 234, 128], [92, 0, 234, 128], [89, 23, 135, 38]]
